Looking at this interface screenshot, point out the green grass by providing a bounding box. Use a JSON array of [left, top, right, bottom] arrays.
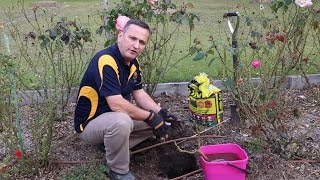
[[1, 0, 319, 83], [58, 164, 108, 180]]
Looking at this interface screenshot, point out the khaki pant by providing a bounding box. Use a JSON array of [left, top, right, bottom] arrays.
[[79, 112, 153, 174]]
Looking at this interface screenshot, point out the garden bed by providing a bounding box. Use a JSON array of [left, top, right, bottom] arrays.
[[0, 88, 319, 179]]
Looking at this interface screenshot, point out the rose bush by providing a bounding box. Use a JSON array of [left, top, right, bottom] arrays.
[[98, 0, 199, 94], [3, 3, 98, 173], [192, 0, 319, 158]]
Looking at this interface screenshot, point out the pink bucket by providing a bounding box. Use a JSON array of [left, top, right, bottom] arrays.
[[199, 143, 249, 180]]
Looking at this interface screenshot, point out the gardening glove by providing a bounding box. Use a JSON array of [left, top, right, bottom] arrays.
[[158, 108, 183, 133], [144, 110, 169, 141]]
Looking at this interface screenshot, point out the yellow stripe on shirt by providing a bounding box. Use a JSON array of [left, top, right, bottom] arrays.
[[78, 86, 99, 120], [98, 55, 120, 90]]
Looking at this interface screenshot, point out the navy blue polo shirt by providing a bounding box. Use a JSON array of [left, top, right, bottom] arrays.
[[74, 44, 142, 133]]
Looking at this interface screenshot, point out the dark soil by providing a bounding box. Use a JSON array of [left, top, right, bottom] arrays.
[[131, 143, 198, 179], [0, 88, 319, 180]]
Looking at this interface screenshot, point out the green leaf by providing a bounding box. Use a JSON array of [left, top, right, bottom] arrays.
[[238, 63, 245, 70], [246, 17, 252, 26], [38, 35, 46, 40], [293, 108, 300, 118], [278, 1, 284, 8], [228, 47, 237, 55], [251, 31, 261, 38], [96, 27, 103, 36], [223, 79, 236, 92], [259, 91, 266, 101], [284, 0, 293, 6], [49, 29, 57, 40], [262, 19, 268, 29], [193, 51, 206, 61], [82, 35, 92, 42], [266, 109, 276, 118], [163, 0, 171, 6], [207, 49, 215, 55], [104, 40, 111, 47], [312, 20, 319, 31], [270, 2, 278, 13], [40, 37, 50, 49], [189, 13, 200, 22]]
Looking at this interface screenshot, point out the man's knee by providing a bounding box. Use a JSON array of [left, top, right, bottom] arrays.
[[112, 112, 134, 133]]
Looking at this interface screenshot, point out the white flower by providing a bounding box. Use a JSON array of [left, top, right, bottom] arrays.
[[260, 4, 265, 10], [295, 0, 313, 7]]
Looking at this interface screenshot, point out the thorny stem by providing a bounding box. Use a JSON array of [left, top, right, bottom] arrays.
[[174, 141, 197, 155], [198, 150, 209, 161], [170, 169, 202, 180], [130, 135, 225, 155]]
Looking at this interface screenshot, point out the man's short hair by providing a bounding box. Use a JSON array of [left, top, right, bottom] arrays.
[[123, 19, 151, 34]]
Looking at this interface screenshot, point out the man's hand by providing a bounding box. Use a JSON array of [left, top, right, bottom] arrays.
[[158, 108, 183, 133], [144, 111, 169, 141]]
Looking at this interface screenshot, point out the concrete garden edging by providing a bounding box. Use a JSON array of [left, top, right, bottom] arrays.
[[17, 74, 320, 105], [152, 74, 320, 96]]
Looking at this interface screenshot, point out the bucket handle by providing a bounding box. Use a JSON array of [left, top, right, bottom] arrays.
[[227, 163, 251, 174]]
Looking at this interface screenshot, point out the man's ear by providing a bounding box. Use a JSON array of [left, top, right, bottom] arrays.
[[118, 31, 123, 39]]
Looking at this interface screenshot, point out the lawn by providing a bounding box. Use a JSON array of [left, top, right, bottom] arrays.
[[1, 0, 319, 83]]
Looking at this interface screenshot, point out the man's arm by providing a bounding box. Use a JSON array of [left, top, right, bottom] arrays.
[[106, 95, 151, 121], [132, 89, 183, 132], [131, 89, 161, 113], [106, 94, 170, 139]]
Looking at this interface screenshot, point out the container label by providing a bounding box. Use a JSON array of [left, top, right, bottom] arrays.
[[189, 92, 224, 126]]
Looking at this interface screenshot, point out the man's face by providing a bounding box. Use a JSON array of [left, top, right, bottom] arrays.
[[117, 24, 150, 63]]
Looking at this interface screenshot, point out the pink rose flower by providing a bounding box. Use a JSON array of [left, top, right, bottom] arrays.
[[115, 15, 130, 31], [149, 0, 155, 5], [251, 59, 262, 69], [295, 0, 313, 8]]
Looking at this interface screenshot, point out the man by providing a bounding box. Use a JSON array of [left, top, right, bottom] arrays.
[[74, 19, 180, 180]]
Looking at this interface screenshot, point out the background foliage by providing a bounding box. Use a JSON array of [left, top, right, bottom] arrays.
[[193, 0, 320, 158]]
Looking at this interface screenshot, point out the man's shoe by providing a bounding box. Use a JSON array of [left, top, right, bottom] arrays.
[[108, 170, 136, 180]]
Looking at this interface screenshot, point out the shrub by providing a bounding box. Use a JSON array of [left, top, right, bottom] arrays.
[[99, 0, 200, 94], [193, 0, 320, 158], [3, 2, 97, 172]]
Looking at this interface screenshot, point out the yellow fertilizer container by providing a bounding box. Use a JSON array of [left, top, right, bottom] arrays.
[[189, 91, 224, 126]]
